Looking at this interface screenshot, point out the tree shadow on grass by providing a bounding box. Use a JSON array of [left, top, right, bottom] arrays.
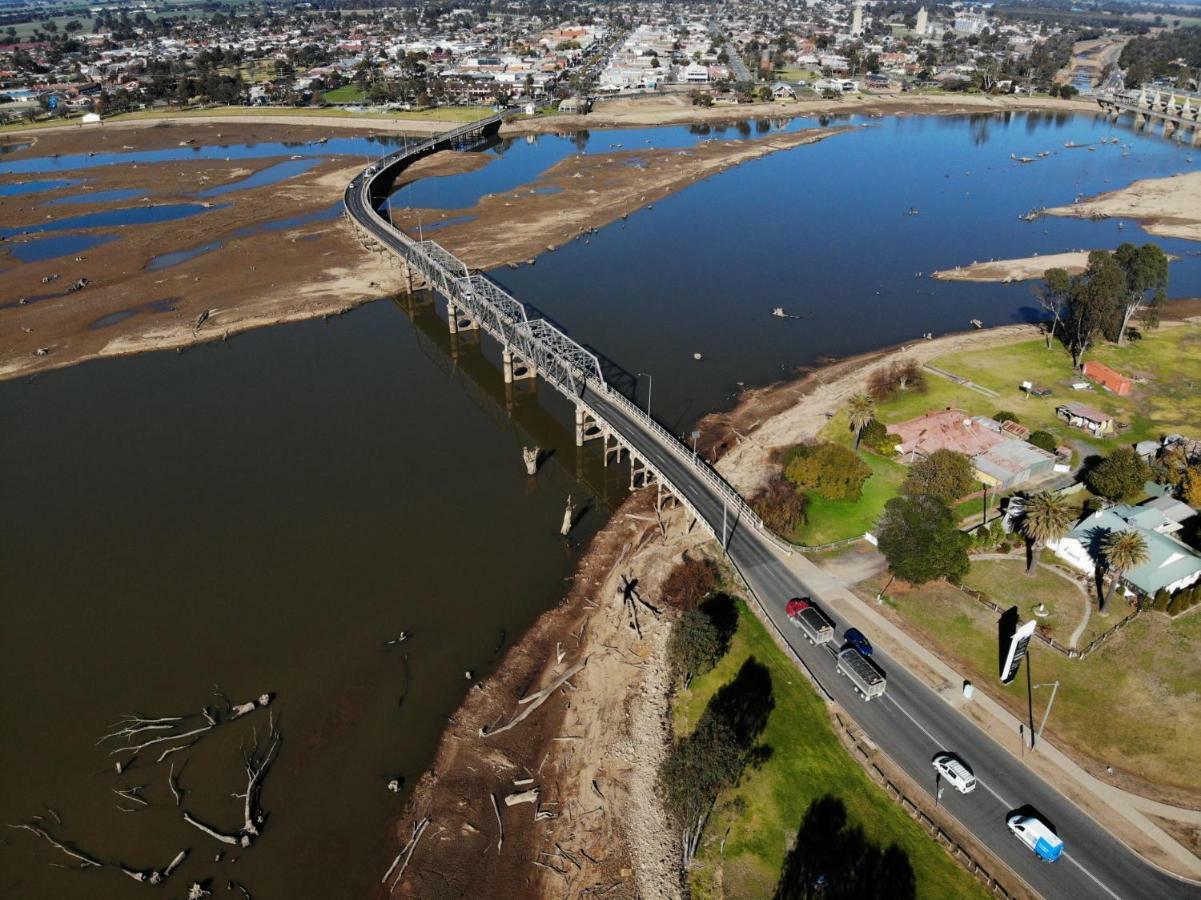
[[774, 794, 915, 900]]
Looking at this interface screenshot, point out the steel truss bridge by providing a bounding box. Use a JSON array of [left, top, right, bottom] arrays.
[[343, 113, 782, 550]]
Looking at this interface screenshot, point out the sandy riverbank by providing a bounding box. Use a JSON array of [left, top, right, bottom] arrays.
[[932, 251, 1097, 283], [932, 249, 1184, 283], [507, 91, 1099, 135], [1043, 170, 1201, 243]]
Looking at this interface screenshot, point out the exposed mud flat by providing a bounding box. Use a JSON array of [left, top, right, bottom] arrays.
[[933, 251, 1105, 283], [395, 126, 851, 270], [0, 127, 495, 381], [1042, 170, 1201, 243]]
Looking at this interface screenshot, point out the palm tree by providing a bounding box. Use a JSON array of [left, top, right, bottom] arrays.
[[1101, 529, 1148, 612], [847, 393, 875, 451], [1018, 491, 1075, 575]]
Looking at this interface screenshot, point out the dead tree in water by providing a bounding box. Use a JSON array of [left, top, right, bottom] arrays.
[[561, 494, 575, 536], [182, 716, 281, 848], [523, 446, 540, 475], [5, 823, 188, 885]]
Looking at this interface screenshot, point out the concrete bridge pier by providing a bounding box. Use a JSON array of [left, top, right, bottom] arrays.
[[502, 348, 537, 384], [656, 481, 680, 514], [575, 406, 602, 447], [447, 302, 479, 336], [602, 431, 625, 467], [629, 455, 655, 490]]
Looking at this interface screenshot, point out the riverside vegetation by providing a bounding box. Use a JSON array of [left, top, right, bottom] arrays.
[[659, 565, 991, 900]]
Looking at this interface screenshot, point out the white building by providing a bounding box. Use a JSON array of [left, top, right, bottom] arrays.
[[916, 7, 929, 35]]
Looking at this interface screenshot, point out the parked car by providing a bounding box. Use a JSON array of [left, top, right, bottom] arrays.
[[932, 753, 976, 794], [842, 627, 872, 657], [1007, 813, 1064, 862]]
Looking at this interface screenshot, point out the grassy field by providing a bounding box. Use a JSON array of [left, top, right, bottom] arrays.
[[962, 558, 1094, 645], [774, 67, 821, 83], [931, 326, 1201, 449], [790, 449, 907, 546], [322, 85, 368, 104], [674, 599, 991, 900], [869, 575, 1201, 798]]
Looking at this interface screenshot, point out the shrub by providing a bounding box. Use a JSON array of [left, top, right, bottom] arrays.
[[1085, 447, 1151, 502], [860, 419, 899, 455], [867, 359, 927, 402], [877, 494, 972, 585], [902, 449, 976, 504], [668, 609, 723, 684], [1183, 466, 1201, 508], [993, 411, 1019, 424], [1028, 430, 1058, 453], [999, 541, 1012, 554], [753, 476, 807, 533], [784, 442, 871, 502], [662, 556, 717, 610], [1152, 587, 1171, 612]]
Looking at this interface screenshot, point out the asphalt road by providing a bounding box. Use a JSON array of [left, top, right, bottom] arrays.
[[583, 385, 1201, 900], [346, 134, 1201, 900]]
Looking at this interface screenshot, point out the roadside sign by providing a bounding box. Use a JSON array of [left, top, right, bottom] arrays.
[[1001, 620, 1036, 684]]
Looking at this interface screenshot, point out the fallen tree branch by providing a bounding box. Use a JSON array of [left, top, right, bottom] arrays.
[[181, 812, 239, 846], [480, 658, 587, 738], [6, 823, 102, 869], [383, 816, 430, 893], [490, 793, 504, 854]]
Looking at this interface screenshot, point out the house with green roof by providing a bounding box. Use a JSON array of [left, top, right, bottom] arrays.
[[1047, 504, 1201, 598]]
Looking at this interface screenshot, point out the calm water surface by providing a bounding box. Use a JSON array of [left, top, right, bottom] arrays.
[[2, 109, 1198, 897]]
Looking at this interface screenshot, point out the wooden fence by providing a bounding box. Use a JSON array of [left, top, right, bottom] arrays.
[[958, 584, 1141, 660]]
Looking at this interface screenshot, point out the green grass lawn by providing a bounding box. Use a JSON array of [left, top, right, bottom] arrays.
[[962, 558, 1091, 645], [932, 326, 1201, 449], [791, 451, 907, 546], [322, 84, 368, 103], [674, 599, 992, 900], [868, 575, 1201, 798]]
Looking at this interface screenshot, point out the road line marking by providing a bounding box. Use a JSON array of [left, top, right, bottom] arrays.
[[886, 695, 1013, 808], [1064, 852, 1124, 900]]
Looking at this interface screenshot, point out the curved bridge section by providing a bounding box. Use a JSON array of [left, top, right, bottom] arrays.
[[343, 115, 779, 549]]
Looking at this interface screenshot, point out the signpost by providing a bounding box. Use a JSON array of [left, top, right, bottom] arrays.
[[1001, 620, 1036, 685]]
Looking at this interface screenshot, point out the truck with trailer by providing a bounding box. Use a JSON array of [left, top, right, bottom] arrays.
[[785, 598, 834, 646], [836, 646, 886, 700]]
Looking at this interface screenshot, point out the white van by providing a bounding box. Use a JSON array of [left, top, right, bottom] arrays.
[[1007, 813, 1064, 862], [932, 753, 976, 794]]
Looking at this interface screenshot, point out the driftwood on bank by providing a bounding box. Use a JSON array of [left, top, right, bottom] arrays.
[[479, 657, 588, 738], [380, 816, 431, 893]]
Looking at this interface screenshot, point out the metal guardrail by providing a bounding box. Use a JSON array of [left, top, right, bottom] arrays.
[[345, 115, 785, 551]]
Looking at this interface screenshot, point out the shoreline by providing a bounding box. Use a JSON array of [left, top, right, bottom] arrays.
[[382, 308, 1201, 897]]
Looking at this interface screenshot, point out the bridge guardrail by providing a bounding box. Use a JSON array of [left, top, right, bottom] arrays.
[[346, 114, 794, 557]]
